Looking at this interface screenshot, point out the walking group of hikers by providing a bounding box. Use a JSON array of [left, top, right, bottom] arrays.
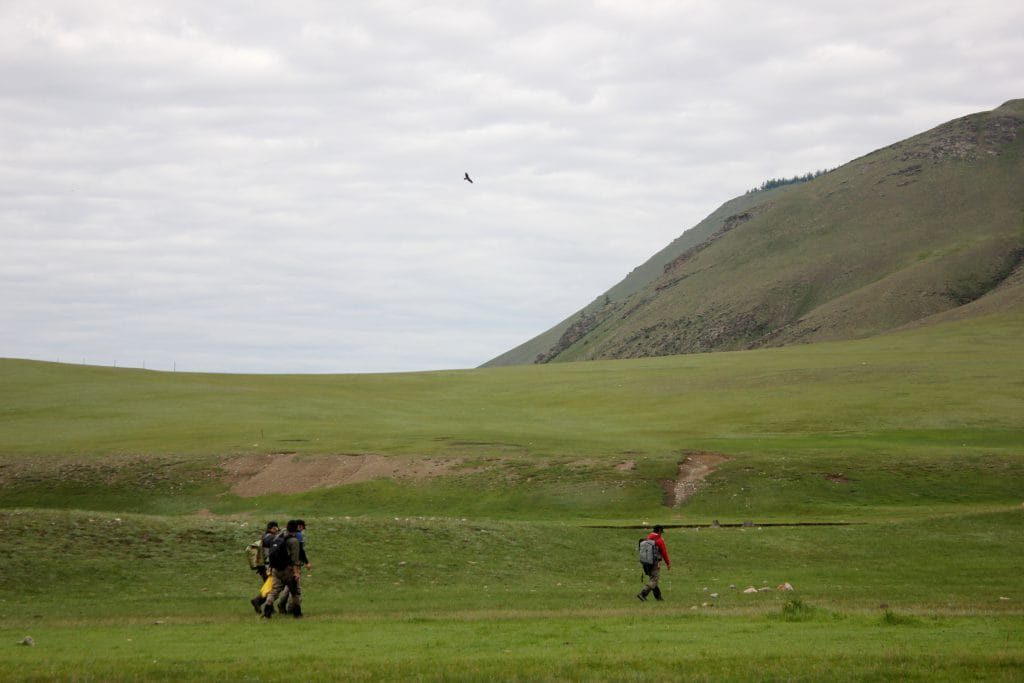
[[246, 519, 310, 619], [244, 520, 672, 617]]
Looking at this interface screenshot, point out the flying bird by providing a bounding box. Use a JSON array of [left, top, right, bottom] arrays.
[[464, 172, 473, 183]]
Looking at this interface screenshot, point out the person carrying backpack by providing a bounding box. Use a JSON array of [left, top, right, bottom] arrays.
[[276, 519, 311, 615], [260, 520, 303, 619], [248, 520, 279, 581], [248, 521, 279, 613], [637, 524, 671, 602]]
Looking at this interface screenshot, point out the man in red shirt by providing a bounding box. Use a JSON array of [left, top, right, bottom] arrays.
[[637, 524, 671, 601]]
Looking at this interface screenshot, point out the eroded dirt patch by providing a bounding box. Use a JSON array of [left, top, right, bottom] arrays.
[[222, 453, 465, 497], [663, 452, 729, 506]]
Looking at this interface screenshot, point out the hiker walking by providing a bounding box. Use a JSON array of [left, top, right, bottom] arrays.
[[296, 519, 311, 571], [637, 524, 671, 602], [261, 520, 303, 618], [256, 521, 280, 581], [276, 519, 311, 615], [248, 521, 279, 613], [261, 521, 281, 570]]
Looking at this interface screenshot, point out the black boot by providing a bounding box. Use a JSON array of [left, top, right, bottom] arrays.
[[653, 587, 663, 601], [250, 597, 263, 613], [262, 603, 274, 619], [292, 605, 303, 619], [637, 588, 649, 602]]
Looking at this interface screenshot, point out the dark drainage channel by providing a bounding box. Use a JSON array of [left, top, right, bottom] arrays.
[[585, 528, 864, 532]]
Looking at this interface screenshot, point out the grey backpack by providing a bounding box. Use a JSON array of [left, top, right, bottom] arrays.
[[638, 538, 661, 564]]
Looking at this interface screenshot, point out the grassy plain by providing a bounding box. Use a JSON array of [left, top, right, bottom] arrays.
[[0, 313, 1022, 680]]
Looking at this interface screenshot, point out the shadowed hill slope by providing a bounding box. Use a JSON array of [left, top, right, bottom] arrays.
[[483, 185, 801, 366], [485, 99, 1024, 366]]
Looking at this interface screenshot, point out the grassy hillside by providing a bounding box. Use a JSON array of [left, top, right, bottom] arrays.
[[1, 311, 1021, 521], [488, 99, 1024, 366], [481, 184, 801, 367], [1, 313, 1021, 680]]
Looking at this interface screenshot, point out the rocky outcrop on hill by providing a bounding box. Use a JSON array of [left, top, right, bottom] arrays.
[[894, 101, 1024, 161]]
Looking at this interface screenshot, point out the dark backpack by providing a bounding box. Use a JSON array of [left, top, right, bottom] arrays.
[[266, 533, 292, 570]]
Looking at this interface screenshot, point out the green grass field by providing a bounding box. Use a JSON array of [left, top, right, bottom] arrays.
[[1, 313, 1022, 680]]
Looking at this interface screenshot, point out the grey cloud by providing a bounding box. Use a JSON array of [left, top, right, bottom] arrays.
[[2, 1, 1022, 372]]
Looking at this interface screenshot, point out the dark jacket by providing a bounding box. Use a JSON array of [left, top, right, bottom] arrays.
[[284, 534, 302, 567], [261, 532, 278, 564]]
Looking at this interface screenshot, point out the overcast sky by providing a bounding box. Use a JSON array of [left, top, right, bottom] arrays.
[[2, 1, 1022, 374]]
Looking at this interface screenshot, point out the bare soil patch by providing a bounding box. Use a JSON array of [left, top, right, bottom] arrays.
[[663, 452, 729, 506], [222, 453, 465, 497]]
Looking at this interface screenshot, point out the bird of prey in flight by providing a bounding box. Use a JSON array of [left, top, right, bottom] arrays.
[[464, 172, 473, 183]]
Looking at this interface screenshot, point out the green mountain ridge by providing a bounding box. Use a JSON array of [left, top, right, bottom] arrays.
[[484, 98, 1024, 366]]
